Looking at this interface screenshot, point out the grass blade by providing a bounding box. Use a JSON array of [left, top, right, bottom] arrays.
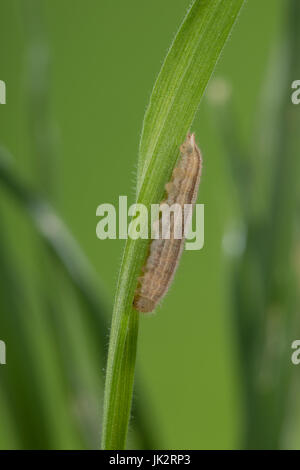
[[208, 0, 300, 448], [0, 147, 157, 448], [102, 0, 245, 450], [138, 0, 245, 189], [0, 147, 109, 330]]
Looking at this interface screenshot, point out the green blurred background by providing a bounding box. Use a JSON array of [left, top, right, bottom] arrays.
[[0, 0, 299, 449]]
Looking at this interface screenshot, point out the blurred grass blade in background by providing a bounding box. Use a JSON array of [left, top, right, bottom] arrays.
[[207, 0, 300, 449], [102, 0, 246, 450], [0, 147, 109, 329], [0, 147, 156, 448], [22, 0, 56, 197]]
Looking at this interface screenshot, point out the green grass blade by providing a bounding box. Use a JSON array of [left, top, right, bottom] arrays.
[[22, 0, 56, 196], [102, 0, 245, 450], [138, 0, 245, 191], [209, 0, 300, 449], [0, 387, 20, 449], [0, 148, 157, 448], [0, 147, 109, 331]]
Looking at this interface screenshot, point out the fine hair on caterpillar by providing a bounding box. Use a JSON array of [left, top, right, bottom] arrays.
[[133, 132, 202, 313]]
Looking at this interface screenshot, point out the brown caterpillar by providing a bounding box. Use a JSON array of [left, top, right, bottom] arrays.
[[133, 132, 202, 313]]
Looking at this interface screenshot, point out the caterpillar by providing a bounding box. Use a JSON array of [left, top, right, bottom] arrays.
[[133, 132, 202, 313]]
